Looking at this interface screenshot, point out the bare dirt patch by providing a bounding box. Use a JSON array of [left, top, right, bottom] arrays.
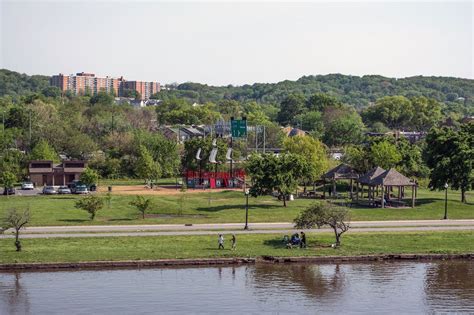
[[98, 185, 243, 196]]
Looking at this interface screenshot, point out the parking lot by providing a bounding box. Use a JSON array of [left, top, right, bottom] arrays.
[[1, 187, 42, 196]]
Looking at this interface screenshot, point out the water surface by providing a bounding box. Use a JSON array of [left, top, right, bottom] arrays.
[[1, 260, 473, 314]]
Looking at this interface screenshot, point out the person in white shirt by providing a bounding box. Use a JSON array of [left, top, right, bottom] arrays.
[[218, 234, 224, 249]]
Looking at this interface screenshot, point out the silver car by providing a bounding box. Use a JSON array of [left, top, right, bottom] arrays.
[[21, 182, 34, 190], [58, 186, 72, 194], [43, 186, 58, 195]]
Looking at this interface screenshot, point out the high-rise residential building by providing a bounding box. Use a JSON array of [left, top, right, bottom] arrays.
[[50, 72, 160, 100]]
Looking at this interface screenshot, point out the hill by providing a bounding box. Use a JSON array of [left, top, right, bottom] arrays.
[[0, 69, 472, 114]]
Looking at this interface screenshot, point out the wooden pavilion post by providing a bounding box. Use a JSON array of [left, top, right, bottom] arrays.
[[398, 186, 402, 200], [411, 185, 415, 208], [381, 184, 385, 208], [333, 180, 337, 197], [350, 179, 353, 199], [356, 182, 359, 201]]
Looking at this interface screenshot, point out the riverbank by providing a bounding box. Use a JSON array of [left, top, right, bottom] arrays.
[[1, 254, 473, 271], [1, 231, 473, 267]]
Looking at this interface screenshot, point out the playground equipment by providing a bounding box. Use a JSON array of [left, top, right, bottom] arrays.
[[185, 137, 245, 189]]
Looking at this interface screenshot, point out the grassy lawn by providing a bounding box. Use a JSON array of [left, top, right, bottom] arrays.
[[0, 231, 472, 264], [0, 188, 472, 227]]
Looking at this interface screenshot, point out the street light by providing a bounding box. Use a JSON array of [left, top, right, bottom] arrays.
[[244, 188, 250, 230], [443, 182, 449, 220]]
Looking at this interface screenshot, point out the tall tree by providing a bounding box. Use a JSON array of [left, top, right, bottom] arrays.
[[277, 94, 305, 126], [323, 106, 365, 147], [306, 93, 340, 111], [370, 140, 402, 170], [135, 145, 161, 183], [424, 124, 474, 203], [245, 153, 305, 207], [283, 136, 328, 186], [30, 139, 59, 162]]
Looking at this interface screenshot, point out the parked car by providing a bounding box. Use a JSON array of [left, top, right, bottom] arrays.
[[89, 184, 97, 192], [3, 187, 16, 195], [57, 186, 72, 194], [43, 186, 58, 195], [21, 182, 35, 190], [68, 180, 82, 193], [74, 185, 89, 194]]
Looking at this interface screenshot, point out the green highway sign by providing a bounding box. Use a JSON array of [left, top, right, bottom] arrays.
[[231, 119, 247, 138]]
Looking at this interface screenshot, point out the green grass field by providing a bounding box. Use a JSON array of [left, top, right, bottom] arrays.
[[0, 187, 472, 227], [0, 231, 472, 264]]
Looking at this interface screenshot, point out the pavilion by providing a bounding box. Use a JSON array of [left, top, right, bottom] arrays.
[[322, 163, 359, 198], [358, 168, 417, 208]]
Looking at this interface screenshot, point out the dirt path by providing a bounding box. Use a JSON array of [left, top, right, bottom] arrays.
[[98, 185, 244, 196]]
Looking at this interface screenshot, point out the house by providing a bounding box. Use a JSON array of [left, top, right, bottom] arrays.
[[28, 160, 87, 186], [282, 126, 307, 137]]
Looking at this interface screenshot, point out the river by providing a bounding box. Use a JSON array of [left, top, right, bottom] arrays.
[[1, 260, 473, 314]]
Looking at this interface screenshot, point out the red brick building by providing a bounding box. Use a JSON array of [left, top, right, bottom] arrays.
[[50, 72, 160, 100]]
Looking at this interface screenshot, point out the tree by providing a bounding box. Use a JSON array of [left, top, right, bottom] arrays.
[[246, 153, 306, 207], [424, 124, 474, 203], [30, 139, 59, 162], [343, 145, 371, 173], [277, 94, 305, 126], [293, 111, 324, 137], [3, 208, 30, 251], [323, 107, 365, 147], [294, 202, 350, 246], [90, 91, 114, 106], [75, 195, 104, 220], [1, 171, 16, 195], [80, 167, 99, 187], [362, 96, 413, 130], [135, 145, 161, 183], [283, 136, 328, 186], [306, 93, 341, 111], [129, 195, 153, 219], [370, 140, 402, 169]]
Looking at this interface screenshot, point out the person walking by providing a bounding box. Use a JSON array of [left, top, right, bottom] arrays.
[[218, 234, 225, 250], [300, 231, 306, 249], [231, 234, 236, 250]]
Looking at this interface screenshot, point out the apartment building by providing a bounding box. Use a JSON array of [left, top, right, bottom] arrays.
[[50, 72, 160, 100]]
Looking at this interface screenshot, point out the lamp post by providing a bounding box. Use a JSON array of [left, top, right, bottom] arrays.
[[443, 182, 449, 220], [244, 188, 249, 230]]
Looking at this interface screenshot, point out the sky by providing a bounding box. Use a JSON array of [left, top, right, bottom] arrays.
[[1, 0, 472, 85]]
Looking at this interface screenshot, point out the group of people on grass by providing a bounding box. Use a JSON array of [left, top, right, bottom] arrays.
[[217, 232, 307, 250], [217, 234, 236, 250], [283, 232, 306, 249]]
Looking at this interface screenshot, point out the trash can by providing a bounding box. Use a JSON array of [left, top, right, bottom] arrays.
[[108, 186, 112, 192]]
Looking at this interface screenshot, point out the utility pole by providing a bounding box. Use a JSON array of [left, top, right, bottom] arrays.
[[28, 110, 32, 151], [255, 125, 258, 153], [2, 111, 5, 153]]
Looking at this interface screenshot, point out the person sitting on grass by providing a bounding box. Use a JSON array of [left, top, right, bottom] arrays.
[[291, 233, 300, 246], [283, 235, 292, 249]]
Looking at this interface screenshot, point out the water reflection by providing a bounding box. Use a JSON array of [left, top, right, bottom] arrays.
[[0, 273, 31, 314], [425, 260, 474, 313], [0, 261, 472, 314]]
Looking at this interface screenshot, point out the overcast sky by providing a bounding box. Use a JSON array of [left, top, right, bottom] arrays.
[[1, 1, 472, 85]]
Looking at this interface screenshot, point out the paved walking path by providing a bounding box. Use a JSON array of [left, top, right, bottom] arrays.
[[1, 220, 474, 239]]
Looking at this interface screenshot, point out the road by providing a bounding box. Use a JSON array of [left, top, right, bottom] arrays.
[[1, 220, 474, 239]]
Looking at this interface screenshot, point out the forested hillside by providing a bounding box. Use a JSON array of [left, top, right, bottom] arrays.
[[0, 69, 50, 99], [156, 74, 473, 114], [1, 69, 472, 115]]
